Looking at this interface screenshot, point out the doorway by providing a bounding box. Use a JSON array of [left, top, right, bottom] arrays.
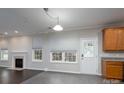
[[80, 38, 98, 75]]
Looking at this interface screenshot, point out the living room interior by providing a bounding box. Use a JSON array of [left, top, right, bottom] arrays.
[[0, 8, 124, 84]]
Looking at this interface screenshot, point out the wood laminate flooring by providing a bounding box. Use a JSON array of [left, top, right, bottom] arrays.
[[0, 67, 42, 84], [0, 67, 123, 84], [22, 71, 124, 84]]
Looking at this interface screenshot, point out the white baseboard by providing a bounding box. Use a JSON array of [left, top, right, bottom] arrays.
[[79, 72, 102, 76], [26, 67, 45, 71], [47, 69, 80, 74], [26, 67, 80, 74], [13, 67, 102, 76], [48, 69, 102, 76]]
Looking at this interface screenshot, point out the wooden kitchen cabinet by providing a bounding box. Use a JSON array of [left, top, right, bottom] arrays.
[[117, 28, 124, 50], [102, 61, 124, 80], [103, 27, 124, 51]]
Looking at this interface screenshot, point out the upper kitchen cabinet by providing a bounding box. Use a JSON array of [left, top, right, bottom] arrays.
[[103, 27, 124, 51], [117, 28, 124, 50]]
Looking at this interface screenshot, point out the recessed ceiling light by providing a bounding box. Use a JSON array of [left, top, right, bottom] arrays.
[[14, 30, 19, 33], [4, 32, 8, 35]]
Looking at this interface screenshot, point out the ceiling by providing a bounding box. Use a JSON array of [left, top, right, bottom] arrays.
[[0, 8, 124, 36]]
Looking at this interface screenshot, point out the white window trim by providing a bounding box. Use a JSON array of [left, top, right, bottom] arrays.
[[32, 49, 43, 62], [50, 51, 78, 64], [0, 49, 9, 61]]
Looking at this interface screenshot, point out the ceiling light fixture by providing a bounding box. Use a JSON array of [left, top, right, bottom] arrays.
[[14, 30, 19, 33], [4, 32, 8, 35], [53, 24, 63, 31], [43, 8, 63, 31], [53, 17, 63, 31]]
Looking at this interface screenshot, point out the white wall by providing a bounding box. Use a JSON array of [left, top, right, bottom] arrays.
[[1, 28, 123, 75]]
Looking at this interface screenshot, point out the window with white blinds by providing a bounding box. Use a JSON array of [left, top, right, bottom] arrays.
[[32, 48, 42, 62], [0, 49, 8, 61], [50, 50, 77, 63]]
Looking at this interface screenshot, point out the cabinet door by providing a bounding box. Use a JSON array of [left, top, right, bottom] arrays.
[[102, 61, 123, 80], [117, 28, 124, 50], [104, 61, 123, 80], [106, 64, 123, 80], [103, 29, 118, 51]]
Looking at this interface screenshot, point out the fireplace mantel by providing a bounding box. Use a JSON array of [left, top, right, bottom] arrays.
[[11, 51, 28, 69], [11, 50, 28, 53]]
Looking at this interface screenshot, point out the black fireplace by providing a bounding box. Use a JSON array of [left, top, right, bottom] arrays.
[[15, 58, 23, 68]]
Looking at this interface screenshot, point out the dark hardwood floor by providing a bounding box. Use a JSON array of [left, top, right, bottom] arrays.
[[0, 67, 42, 84]]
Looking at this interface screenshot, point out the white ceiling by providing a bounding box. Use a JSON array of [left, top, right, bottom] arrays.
[[0, 8, 124, 36]]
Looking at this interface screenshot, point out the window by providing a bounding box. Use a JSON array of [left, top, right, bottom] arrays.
[[0, 49, 8, 61], [83, 41, 95, 57], [65, 51, 77, 63], [50, 51, 63, 62], [32, 49, 42, 62], [50, 50, 77, 63]]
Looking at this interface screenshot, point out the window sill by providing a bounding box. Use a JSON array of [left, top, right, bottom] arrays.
[[50, 61, 78, 64], [32, 60, 43, 62]]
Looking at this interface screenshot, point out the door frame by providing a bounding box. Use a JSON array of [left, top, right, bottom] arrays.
[[79, 37, 99, 75]]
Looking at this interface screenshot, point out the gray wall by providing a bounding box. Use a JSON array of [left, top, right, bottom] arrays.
[[0, 28, 123, 75], [0, 29, 100, 74]]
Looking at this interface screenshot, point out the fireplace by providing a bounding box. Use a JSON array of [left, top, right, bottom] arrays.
[[11, 51, 27, 69], [15, 58, 23, 68]]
